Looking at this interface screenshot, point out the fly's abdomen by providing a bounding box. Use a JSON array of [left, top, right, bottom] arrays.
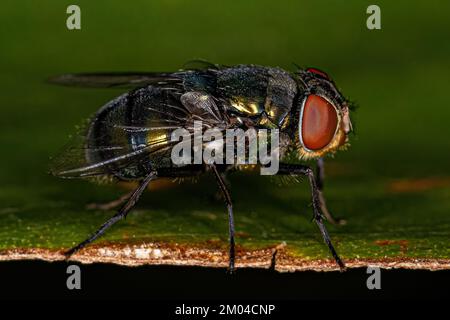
[[86, 86, 187, 180]]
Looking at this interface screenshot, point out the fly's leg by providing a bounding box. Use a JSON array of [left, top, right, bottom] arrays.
[[213, 172, 230, 201], [210, 164, 236, 274], [213, 166, 239, 201], [278, 163, 346, 271], [86, 191, 134, 211], [316, 158, 346, 225], [64, 171, 157, 258]]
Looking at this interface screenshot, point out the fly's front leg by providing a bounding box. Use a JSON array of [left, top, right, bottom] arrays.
[[210, 164, 236, 273], [316, 158, 346, 225], [278, 163, 346, 271]]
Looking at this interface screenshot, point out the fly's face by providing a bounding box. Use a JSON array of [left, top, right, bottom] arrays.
[[295, 68, 353, 160]]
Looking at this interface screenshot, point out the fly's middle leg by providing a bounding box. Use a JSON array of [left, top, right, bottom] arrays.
[[213, 172, 230, 202], [277, 163, 346, 271], [210, 164, 236, 274]]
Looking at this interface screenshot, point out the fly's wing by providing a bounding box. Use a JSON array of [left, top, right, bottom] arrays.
[[48, 61, 228, 89], [48, 72, 183, 89], [50, 87, 233, 180], [50, 87, 188, 179], [49, 120, 180, 179]]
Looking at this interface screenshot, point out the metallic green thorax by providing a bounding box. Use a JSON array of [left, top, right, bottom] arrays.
[[215, 66, 297, 128]]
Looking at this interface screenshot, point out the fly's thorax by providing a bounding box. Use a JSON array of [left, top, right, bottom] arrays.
[[217, 65, 297, 128]]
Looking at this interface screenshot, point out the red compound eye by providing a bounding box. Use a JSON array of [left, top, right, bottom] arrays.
[[301, 95, 338, 151], [307, 67, 330, 80]]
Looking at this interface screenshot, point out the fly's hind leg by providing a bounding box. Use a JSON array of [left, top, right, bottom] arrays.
[[316, 158, 346, 225], [278, 163, 346, 271], [65, 171, 157, 258], [86, 191, 134, 211]]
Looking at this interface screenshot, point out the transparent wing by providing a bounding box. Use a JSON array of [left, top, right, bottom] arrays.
[[49, 122, 183, 179], [49, 83, 235, 179], [47, 60, 230, 89], [49, 86, 191, 179], [49, 122, 231, 179], [48, 72, 183, 88]]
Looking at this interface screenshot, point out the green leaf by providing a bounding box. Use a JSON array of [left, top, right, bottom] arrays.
[[0, 170, 449, 271]]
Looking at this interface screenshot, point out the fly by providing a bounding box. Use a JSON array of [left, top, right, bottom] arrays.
[[49, 63, 354, 272]]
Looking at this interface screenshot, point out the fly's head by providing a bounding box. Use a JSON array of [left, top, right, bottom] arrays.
[[292, 67, 353, 160]]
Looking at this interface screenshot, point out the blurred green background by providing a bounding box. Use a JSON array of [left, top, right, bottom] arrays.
[[0, 1, 449, 264]]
